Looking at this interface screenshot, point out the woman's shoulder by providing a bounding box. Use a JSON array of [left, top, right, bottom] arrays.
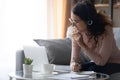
[[105, 25, 113, 31], [99, 25, 113, 40]]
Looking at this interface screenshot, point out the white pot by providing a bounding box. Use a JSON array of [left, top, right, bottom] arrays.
[[23, 64, 33, 75]]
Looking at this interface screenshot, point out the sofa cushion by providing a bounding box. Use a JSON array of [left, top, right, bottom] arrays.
[[34, 38, 71, 65]]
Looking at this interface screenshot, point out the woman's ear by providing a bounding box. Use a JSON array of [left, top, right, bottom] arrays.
[[87, 20, 93, 26]]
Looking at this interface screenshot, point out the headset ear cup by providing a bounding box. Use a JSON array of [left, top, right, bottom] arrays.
[[87, 20, 93, 25]]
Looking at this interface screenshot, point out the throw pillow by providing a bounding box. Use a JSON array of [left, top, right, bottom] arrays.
[[34, 38, 71, 65], [34, 38, 90, 65]]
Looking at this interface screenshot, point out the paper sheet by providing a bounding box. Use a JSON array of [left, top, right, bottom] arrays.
[[49, 73, 92, 80]]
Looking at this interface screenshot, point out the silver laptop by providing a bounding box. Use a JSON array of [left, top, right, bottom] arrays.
[[23, 46, 49, 71]]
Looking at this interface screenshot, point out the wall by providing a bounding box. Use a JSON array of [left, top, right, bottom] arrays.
[[96, 3, 120, 27], [113, 7, 120, 27]]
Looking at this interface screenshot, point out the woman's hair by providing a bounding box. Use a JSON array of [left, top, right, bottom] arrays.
[[72, 0, 113, 44]]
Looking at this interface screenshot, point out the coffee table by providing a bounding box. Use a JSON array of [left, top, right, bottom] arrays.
[[8, 71, 109, 80]]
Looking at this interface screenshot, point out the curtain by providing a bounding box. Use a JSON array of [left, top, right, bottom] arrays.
[[47, 0, 72, 39], [0, 0, 47, 79]]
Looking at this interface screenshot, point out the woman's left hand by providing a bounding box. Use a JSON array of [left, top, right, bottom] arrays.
[[70, 27, 88, 49]]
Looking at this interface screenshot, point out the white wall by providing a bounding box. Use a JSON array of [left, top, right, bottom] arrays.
[[0, 0, 47, 79]]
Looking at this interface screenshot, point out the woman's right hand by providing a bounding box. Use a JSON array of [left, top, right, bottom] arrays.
[[70, 62, 81, 72], [68, 26, 80, 39]]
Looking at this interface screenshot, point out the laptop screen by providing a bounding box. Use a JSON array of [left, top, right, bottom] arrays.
[[23, 46, 49, 71]]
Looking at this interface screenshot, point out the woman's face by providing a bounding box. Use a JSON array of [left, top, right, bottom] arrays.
[[70, 12, 87, 32]]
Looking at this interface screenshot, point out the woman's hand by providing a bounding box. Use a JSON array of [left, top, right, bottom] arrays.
[[70, 62, 81, 72], [70, 27, 80, 40], [71, 27, 87, 49]]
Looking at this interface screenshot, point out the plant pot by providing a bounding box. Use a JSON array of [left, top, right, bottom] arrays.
[[23, 64, 33, 75]]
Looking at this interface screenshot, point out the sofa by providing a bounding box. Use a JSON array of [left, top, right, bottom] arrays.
[[16, 27, 120, 80]]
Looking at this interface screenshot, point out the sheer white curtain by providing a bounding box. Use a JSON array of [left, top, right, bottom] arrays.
[[47, 0, 71, 39], [0, 0, 47, 79]]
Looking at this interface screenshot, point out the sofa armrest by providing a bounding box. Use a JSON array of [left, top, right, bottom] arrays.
[[16, 50, 25, 71], [113, 28, 120, 49]]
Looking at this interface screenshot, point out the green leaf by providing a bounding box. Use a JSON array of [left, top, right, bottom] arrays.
[[24, 57, 33, 65]]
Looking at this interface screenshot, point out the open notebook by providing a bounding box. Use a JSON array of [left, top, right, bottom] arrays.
[[23, 46, 49, 71], [49, 72, 95, 79]]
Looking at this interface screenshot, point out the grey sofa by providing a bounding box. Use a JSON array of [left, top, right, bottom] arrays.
[[16, 28, 120, 80]]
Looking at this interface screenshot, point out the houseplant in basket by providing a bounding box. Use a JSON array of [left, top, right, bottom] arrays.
[[23, 57, 33, 75]]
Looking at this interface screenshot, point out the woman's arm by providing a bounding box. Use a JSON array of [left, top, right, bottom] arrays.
[[69, 26, 81, 64], [71, 38, 81, 63], [70, 38, 81, 72]]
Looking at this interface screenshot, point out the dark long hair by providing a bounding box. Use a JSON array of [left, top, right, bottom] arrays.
[[72, 0, 112, 44]]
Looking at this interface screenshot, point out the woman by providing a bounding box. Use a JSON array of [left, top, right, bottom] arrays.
[[70, 0, 120, 75]]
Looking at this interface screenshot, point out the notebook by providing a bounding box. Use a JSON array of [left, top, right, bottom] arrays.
[[23, 46, 49, 71]]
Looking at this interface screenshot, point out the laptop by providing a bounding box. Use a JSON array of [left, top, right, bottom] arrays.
[[23, 46, 49, 71]]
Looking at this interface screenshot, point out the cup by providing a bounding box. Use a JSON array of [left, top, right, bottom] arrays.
[[40, 64, 54, 74]]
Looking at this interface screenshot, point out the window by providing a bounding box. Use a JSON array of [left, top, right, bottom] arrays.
[[0, 0, 47, 79]]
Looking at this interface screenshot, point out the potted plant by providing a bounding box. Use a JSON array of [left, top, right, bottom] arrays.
[[23, 57, 33, 75]]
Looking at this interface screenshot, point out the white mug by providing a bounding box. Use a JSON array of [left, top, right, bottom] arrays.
[[40, 64, 54, 74]]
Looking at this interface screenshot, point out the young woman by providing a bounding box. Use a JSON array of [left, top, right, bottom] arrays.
[[70, 0, 120, 75]]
